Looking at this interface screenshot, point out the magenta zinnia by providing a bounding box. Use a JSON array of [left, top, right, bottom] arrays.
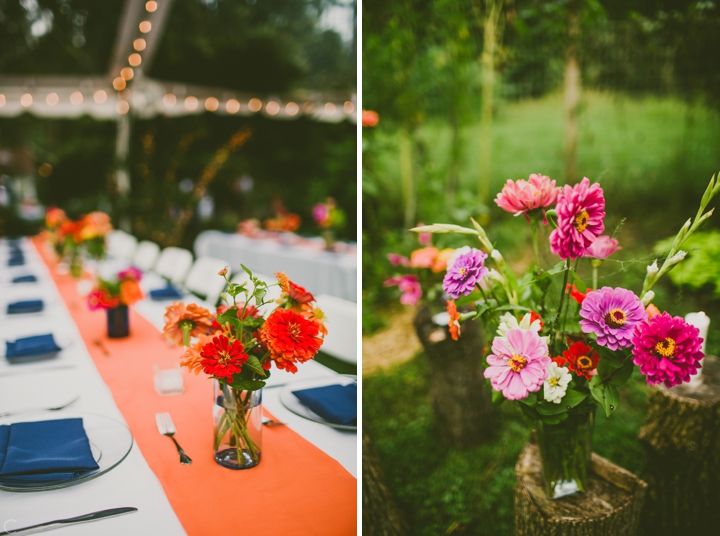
[[549, 177, 605, 260], [579, 286, 647, 350], [483, 328, 551, 401], [632, 312, 704, 388]]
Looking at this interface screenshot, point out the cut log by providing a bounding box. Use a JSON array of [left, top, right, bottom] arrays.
[[515, 443, 647, 536], [413, 306, 494, 448], [638, 355, 720, 535], [362, 430, 407, 536]]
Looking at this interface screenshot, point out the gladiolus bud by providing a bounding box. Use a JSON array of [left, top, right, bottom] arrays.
[[641, 290, 655, 306]]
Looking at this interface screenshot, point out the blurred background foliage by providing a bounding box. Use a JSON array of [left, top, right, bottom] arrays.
[[363, 1, 720, 534], [0, 0, 357, 245]]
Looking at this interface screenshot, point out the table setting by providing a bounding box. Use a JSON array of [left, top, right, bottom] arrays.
[[0, 236, 357, 535]]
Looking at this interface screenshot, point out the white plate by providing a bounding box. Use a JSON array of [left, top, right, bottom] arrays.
[[0, 412, 133, 492], [279, 374, 357, 431]]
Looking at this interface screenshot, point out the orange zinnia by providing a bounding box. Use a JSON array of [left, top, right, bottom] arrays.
[[447, 300, 461, 341], [163, 302, 214, 347], [120, 279, 143, 306], [300, 304, 328, 335], [259, 308, 323, 373], [180, 334, 212, 375]]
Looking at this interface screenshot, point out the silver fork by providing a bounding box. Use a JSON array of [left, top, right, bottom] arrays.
[[155, 412, 192, 465]]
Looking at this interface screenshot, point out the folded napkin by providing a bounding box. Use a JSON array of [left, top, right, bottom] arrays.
[[7, 300, 44, 315], [11, 275, 37, 284], [292, 383, 357, 425], [7, 256, 25, 267], [150, 284, 183, 301], [0, 418, 99, 484], [5, 334, 61, 362]]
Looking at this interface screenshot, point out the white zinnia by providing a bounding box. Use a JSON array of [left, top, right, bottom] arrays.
[[543, 363, 572, 404], [496, 312, 543, 339]]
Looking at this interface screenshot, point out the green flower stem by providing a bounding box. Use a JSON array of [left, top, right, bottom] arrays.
[[530, 219, 541, 271], [550, 261, 571, 355], [179, 321, 194, 347]]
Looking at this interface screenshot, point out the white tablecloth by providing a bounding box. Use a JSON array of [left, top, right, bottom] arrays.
[[193, 231, 357, 302], [0, 238, 356, 535]]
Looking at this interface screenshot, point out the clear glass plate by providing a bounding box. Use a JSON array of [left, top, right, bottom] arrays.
[[0, 412, 133, 492], [279, 374, 357, 431]]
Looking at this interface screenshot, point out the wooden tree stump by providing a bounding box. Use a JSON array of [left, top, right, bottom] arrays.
[[362, 430, 407, 536], [413, 306, 495, 448], [515, 443, 647, 536], [638, 355, 720, 535]]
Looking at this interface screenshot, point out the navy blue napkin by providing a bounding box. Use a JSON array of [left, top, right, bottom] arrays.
[[0, 418, 99, 484], [11, 275, 37, 284], [150, 284, 183, 301], [7, 300, 44, 315], [5, 334, 61, 362], [292, 383, 357, 425], [7, 256, 25, 267]]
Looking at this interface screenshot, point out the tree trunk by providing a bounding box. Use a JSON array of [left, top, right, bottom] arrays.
[[362, 430, 407, 536], [564, 0, 581, 184], [515, 443, 647, 536], [638, 355, 720, 535], [399, 128, 416, 231], [446, 111, 462, 212], [413, 306, 494, 448]]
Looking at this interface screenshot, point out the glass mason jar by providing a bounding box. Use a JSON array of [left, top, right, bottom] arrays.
[[106, 305, 130, 338], [535, 406, 595, 499], [213, 381, 263, 469]]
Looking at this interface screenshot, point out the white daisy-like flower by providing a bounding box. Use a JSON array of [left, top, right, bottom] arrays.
[[446, 246, 471, 271], [496, 312, 543, 338], [543, 362, 572, 404]]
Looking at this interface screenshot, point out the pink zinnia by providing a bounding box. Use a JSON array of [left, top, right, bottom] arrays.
[[579, 286, 647, 350], [484, 328, 551, 401], [585, 235, 621, 259], [384, 275, 422, 305], [312, 203, 329, 224], [494, 174, 560, 220], [549, 177, 605, 260], [632, 312, 704, 388], [118, 266, 143, 281], [387, 253, 410, 267]]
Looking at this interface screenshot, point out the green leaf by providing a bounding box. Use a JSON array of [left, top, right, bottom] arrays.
[[538, 413, 569, 425], [562, 389, 589, 409], [609, 358, 634, 386], [491, 389, 505, 406], [243, 355, 267, 377], [603, 384, 619, 417], [537, 400, 567, 415], [569, 270, 587, 293], [240, 264, 254, 278], [597, 346, 624, 368], [597, 356, 617, 377], [589, 375, 605, 405], [217, 311, 241, 329], [518, 392, 537, 407], [456, 291, 481, 307]]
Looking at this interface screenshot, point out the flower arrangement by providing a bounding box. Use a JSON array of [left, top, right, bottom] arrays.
[[87, 267, 144, 311], [412, 172, 720, 497], [45, 208, 112, 276], [163, 267, 327, 468], [312, 197, 346, 250], [263, 200, 301, 232], [237, 218, 261, 237]]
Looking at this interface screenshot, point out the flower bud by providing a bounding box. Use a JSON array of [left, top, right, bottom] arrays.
[[641, 290, 655, 306], [646, 260, 659, 278], [667, 250, 687, 266], [487, 268, 504, 283], [491, 249, 504, 263]]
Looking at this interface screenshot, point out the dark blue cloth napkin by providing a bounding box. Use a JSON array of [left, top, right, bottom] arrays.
[[7, 256, 25, 267], [11, 275, 37, 284], [292, 383, 357, 425], [7, 300, 44, 315], [150, 284, 183, 301], [0, 418, 99, 484], [5, 334, 61, 361]]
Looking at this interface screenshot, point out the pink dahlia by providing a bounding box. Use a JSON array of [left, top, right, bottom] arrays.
[[494, 174, 560, 219], [632, 312, 704, 388], [484, 328, 551, 400], [549, 177, 605, 260], [579, 286, 647, 350], [585, 235, 621, 259], [384, 275, 422, 305]]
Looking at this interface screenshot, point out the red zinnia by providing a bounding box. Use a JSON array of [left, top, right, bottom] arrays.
[[552, 356, 567, 367], [566, 284, 592, 305], [200, 334, 249, 381], [563, 341, 600, 380], [259, 308, 323, 373], [288, 281, 315, 304], [529, 311, 544, 331]]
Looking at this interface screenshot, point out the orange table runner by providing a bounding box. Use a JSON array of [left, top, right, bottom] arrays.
[[33, 238, 357, 535]]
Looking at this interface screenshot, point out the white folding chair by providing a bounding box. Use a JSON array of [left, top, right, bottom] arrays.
[[132, 241, 161, 272], [106, 230, 137, 261], [153, 247, 194, 286], [315, 294, 357, 364], [184, 256, 230, 306], [229, 272, 282, 313]]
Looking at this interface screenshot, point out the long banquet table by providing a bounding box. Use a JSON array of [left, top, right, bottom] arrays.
[[0, 237, 356, 535], [194, 230, 358, 302]]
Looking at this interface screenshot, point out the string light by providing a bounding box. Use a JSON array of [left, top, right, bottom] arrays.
[[113, 77, 127, 91], [226, 99, 240, 114], [265, 101, 280, 115], [133, 38, 146, 51], [248, 98, 262, 112], [128, 53, 142, 67], [184, 96, 198, 111], [38, 163, 53, 177], [20, 93, 33, 107], [324, 102, 336, 115], [163, 93, 176, 107], [0, 95, 5, 107], [205, 97, 219, 112], [70, 92, 83, 105], [116, 100, 130, 115], [121, 67, 134, 80], [146, 1, 157, 12], [285, 102, 299, 116], [343, 101, 354, 114], [303, 101, 316, 114], [139, 21, 152, 33], [46, 92, 59, 105], [94, 90, 108, 104]]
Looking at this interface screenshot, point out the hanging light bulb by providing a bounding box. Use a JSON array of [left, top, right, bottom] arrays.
[[285, 102, 299, 116], [248, 98, 262, 112], [343, 101, 355, 114], [139, 21, 152, 33], [116, 101, 130, 115], [205, 97, 219, 112], [184, 96, 198, 111], [128, 53, 142, 67], [20, 93, 33, 107], [113, 77, 127, 91], [70, 92, 83, 105], [133, 38, 146, 51], [121, 67, 134, 80], [163, 93, 177, 107], [46, 92, 59, 106], [226, 99, 240, 114], [94, 90, 108, 104], [146, 1, 157, 12]]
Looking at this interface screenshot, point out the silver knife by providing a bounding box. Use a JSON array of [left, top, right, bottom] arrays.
[[0, 507, 138, 534]]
